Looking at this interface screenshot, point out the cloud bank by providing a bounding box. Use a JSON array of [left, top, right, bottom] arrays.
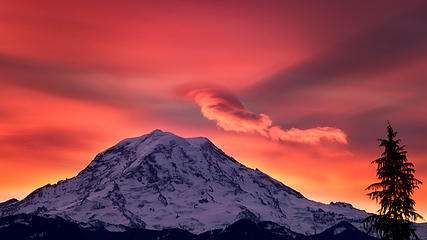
[[186, 87, 347, 144]]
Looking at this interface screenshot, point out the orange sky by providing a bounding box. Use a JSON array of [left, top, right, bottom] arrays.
[[1, 0, 426, 221]]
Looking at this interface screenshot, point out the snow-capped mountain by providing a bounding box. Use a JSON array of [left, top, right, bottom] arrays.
[[0, 129, 369, 235]]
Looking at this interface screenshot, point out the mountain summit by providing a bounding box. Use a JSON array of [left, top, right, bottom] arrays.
[[0, 130, 368, 235]]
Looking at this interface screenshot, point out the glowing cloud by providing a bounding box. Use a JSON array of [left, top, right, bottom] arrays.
[[186, 87, 272, 136], [269, 126, 348, 144], [186, 87, 347, 144]]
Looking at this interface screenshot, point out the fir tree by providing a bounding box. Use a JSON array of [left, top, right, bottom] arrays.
[[364, 122, 423, 240]]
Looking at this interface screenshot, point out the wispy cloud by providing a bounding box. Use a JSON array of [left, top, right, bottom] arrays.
[[269, 126, 347, 144], [185, 87, 347, 144], [0, 54, 155, 107], [186, 87, 272, 136], [245, 8, 427, 106]]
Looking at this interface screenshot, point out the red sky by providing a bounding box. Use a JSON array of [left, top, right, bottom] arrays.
[[1, 0, 427, 220]]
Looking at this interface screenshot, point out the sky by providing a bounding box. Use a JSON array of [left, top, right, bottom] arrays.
[[0, 0, 426, 221]]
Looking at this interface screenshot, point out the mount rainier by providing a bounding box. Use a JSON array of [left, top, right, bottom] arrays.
[[0, 129, 371, 235]]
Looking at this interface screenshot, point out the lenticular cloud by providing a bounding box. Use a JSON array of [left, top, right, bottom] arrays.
[[185, 87, 347, 145], [186, 88, 272, 137]]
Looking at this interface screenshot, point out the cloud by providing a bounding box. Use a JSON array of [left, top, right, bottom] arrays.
[[244, 7, 427, 105], [186, 87, 272, 137], [269, 126, 347, 144], [0, 127, 99, 151], [0, 54, 154, 108], [185, 87, 347, 144]]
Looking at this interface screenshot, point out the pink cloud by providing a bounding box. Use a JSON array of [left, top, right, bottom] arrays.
[[186, 87, 348, 144], [186, 87, 272, 137], [269, 126, 348, 144]]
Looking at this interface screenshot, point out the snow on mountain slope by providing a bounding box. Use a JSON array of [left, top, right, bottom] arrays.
[[415, 222, 427, 240], [0, 129, 369, 235]]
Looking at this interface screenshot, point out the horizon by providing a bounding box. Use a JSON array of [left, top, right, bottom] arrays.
[[1, 0, 426, 224]]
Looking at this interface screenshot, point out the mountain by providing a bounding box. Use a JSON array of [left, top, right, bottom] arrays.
[[0, 129, 370, 235], [306, 221, 377, 240], [0, 214, 373, 240], [0, 213, 195, 240], [0, 199, 18, 209], [196, 219, 306, 240], [414, 222, 427, 240]]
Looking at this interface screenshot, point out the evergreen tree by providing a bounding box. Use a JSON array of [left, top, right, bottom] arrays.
[[364, 123, 423, 240]]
